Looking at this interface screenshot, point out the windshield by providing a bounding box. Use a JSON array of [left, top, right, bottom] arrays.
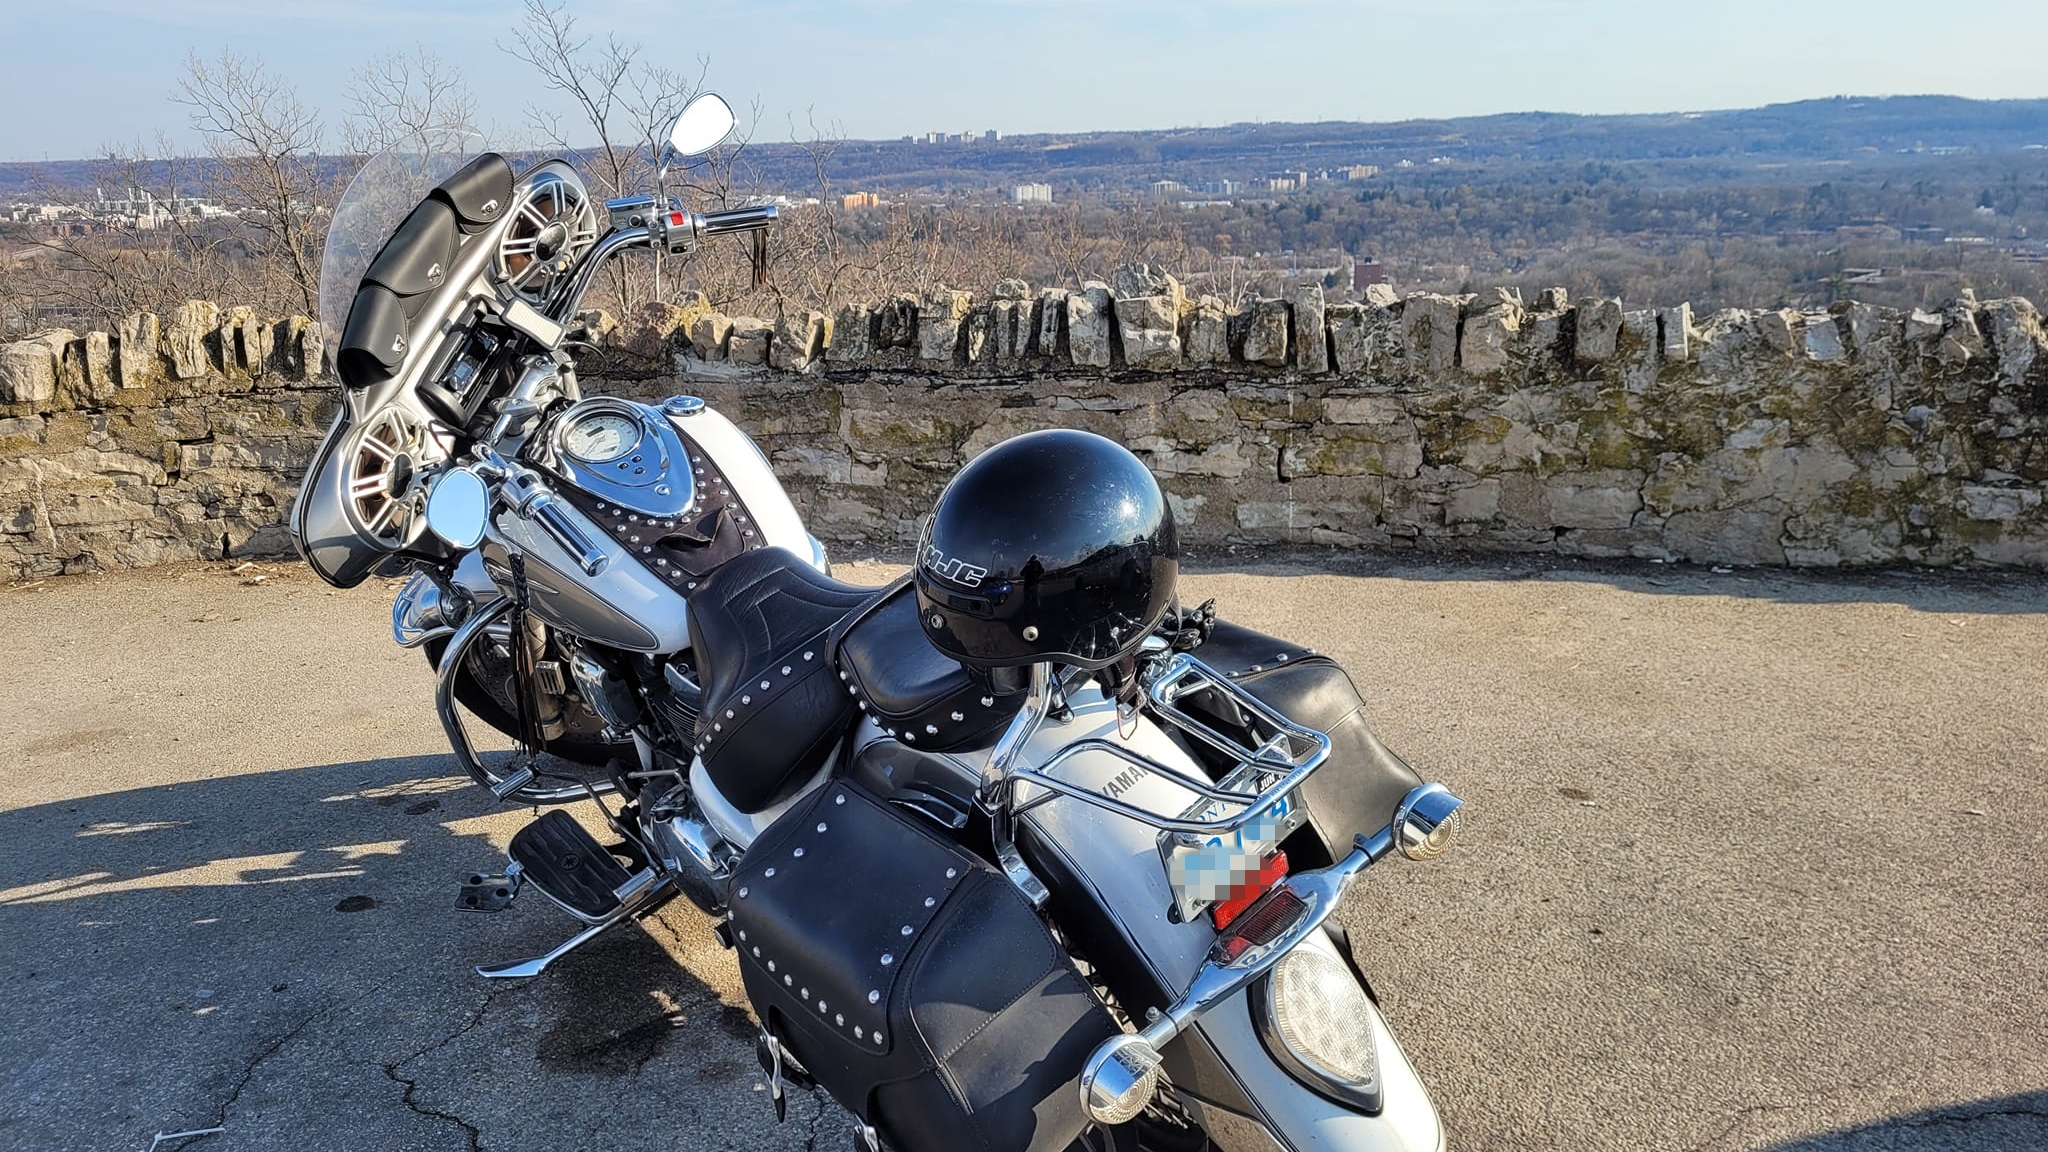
[[317, 137, 479, 368]]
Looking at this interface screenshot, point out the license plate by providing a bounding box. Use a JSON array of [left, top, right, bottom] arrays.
[[1160, 788, 1307, 923]]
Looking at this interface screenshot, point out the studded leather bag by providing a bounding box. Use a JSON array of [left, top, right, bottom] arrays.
[[727, 780, 1118, 1152]]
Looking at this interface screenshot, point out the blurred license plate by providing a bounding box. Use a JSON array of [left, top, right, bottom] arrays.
[[1161, 789, 1306, 922]]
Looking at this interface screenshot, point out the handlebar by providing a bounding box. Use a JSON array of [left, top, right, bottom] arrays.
[[471, 450, 609, 577], [698, 204, 779, 237]]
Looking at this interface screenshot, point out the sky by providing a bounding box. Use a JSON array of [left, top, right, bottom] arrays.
[[6, 0, 2048, 162]]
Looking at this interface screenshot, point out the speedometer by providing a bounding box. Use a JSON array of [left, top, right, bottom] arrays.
[[562, 412, 640, 463]]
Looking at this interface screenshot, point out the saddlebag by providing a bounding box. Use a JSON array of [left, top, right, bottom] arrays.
[[727, 779, 1118, 1152], [1177, 619, 1425, 869]]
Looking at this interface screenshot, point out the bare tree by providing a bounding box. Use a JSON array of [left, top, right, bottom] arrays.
[[176, 51, 327, 316], [342, 48, 479, 157]]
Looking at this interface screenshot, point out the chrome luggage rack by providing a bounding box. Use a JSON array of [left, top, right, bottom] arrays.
[[978, 651, 1333, 904]]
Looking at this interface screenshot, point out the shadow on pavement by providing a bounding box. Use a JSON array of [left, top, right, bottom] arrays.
[[0, 755, 762, 1150], [1756, 1091, 2048, 1150], [1182, 548, 2048, 615]]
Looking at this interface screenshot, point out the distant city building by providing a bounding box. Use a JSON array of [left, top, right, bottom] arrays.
[[1149, 180, 1186, 195], [1340, 165, 1380, 180], [1012, 183, 1053, 204], [1353, 260, 1387, 291], [1191, 180, 1240, 196], [1902, 225, 1948, 245], [985, 129, 1001, 142], [842, 192, 881, 211]]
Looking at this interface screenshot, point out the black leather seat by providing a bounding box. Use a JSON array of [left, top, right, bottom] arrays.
[[835, 581, 1024, 752], [687, 548, 884, 812]]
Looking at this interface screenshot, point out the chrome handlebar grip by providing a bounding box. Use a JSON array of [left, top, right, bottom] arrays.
[[698, 204, 779, 237], [526, 491, 608, 577]]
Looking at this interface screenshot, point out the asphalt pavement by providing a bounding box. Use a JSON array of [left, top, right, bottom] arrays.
[[1, 554, 2043, 1152]]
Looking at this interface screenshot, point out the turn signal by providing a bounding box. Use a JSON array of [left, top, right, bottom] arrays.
[[1392, 784, 1463, 862], [1078, 1034, 1163, 1126]]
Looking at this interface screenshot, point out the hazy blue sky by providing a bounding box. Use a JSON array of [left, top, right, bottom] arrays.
[[7, 0, 2048, 161]]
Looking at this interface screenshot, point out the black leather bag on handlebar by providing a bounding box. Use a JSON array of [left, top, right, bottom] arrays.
[[1175, 619, 1426, 870], [728, 779, 1117, 1152]]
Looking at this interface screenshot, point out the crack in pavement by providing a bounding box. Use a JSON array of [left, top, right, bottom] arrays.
[[209, 986, 381, 1131], [377, 983, 517, 1152]]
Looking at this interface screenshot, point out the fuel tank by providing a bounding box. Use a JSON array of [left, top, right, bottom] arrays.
[[479, 399, 817, 655]]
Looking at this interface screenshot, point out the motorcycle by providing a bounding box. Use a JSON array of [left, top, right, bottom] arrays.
[[291, 92, 1467, 1152]]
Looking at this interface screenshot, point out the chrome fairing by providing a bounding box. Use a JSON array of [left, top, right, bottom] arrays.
[[292, 408, 381, 587], [290, 160, 588, 588], [481, 501, 690, 654]]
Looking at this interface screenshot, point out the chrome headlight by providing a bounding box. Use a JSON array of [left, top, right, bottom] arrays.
[[1254, 947, 1382, 1112], [1078, 1033, 1164, 1126]]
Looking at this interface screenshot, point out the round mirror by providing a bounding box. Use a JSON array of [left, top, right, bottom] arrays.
[[668, 93, 737, 159], [425, 467, 491, 550]]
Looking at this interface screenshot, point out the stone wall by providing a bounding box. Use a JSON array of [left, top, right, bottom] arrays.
[[4, 275, 2046, 580]]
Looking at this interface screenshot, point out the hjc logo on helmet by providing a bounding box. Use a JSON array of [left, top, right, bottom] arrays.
[[922, 546, 989, 588]]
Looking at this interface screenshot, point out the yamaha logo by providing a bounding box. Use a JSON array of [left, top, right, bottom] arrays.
[[921, 546, 988, 588], [390, 332, 407, 354], [426, 262, 443, 285]]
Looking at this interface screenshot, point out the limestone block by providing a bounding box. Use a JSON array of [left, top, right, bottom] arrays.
[[1184, 296, 1230, 365], [989, 299, 1032, 361], [1292, 284, 1328, 373], [117, 312, 162, 389], [1756, 309, 1800, 355], [1574, 298, 1624, 363], [0, 337, 59, 405], [1363, 283, 1400, 308], [164, 301, 219, 379], [1939, 300, 1985, 364], [1959, 485, 2043, 521], [1983, 298, 2046, 389], [874, 294, 919, 350], [992, 278, 1032, 301], [963, 307, 990, 363], [1545, 471, 1646, 529], [619, 300, 695, 361], [1402, 294, 1462, 373], [826, 303, 875, 362], [1036, 289, 1070, 361], [771, 310, 827, 371], [1323, 396, 1408, 424], [294, 320, 326, 379], [576, 309, 621, 347], [1241, 298, 1289, 367], [689, 313, 734, 360], [728, 318, 773, 366], [222, 306, 270, 377], [1533, 287, 1571, 313], [1115, 294, 1181, 370], [1844, 302, 1899, 353], [1068, 284, 1113, 368], [1903, 309, 1943, 342], [1444, 479, 1502, 525], [1461, 288, 1522, 376], [1282, 427, 1423, 479], [1112, 264, 1185, 315], [1803, 314, 1847, 362], [1660, 303, 1695, 362], [918, 289, 973, 363], [64, 332, 118, 406]]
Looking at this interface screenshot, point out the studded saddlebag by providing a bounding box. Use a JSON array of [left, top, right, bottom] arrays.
[[728, 779, 1119, 1152], [1176, 619, 1425, 869]]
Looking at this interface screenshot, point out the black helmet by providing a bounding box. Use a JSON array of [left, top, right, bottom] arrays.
[[916, 429, 1179, 672]]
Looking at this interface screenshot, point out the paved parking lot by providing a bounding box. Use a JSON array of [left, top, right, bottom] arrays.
[[2, 555, 2043, 1152]]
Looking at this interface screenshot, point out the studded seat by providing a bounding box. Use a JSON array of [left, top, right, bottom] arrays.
[[687, 548, 885, 812], [834, 581, 1025, 752]]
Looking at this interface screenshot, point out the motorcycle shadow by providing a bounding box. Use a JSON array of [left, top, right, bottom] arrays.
[[1753, 1091, 2048, 1151], [0, 755, 775, 1150]]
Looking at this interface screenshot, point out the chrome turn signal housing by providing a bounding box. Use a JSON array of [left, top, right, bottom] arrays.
[[1392, 783, 1463, 862], [1078, 1033, 1164, 1126]]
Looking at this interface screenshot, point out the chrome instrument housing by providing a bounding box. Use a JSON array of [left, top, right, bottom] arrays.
[[542, 398, 697, 519]]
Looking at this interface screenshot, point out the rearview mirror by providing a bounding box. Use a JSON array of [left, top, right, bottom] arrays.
[[425, 467, 491, 550], [668, 93, 736, 159]]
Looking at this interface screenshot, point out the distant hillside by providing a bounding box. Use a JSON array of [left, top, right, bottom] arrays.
[[5, 95, 2045, 199]]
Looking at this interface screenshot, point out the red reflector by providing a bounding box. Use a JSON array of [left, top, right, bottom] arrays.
[[1212, 884, 1309, 964], [669, 211, 686, 226], [1210, 851, 1289, 932]]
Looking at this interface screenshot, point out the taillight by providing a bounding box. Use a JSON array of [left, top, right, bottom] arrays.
[[1212, 883, 1309, 965], [1211, 851, 1289, 932]]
